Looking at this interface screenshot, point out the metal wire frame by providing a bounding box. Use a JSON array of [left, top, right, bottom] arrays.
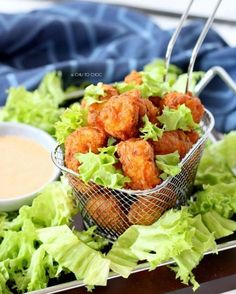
[[52, 109, 214, 240]]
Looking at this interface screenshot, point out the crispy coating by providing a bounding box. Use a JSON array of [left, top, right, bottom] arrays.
[[149, 96, 162, 108], [65, 126, 106, 172], [160, 92, 204, 123], [87, 101, 106, 128], [128, 197, 164, 225], [185, 130, 200, 144], [101, 84, 119, 101], [99, 90, 160, 139], [100, 90, 140, 140], [138, 98, 160, 124], [118, 139, 161, 190], [86, 194, 129, 233], [124, 70, 143, 85], [81, 84, 118, 108], [151, 130, 193, 159]]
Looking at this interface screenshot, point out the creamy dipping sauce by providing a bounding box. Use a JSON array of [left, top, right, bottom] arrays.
[[0, 135, 55, 199]]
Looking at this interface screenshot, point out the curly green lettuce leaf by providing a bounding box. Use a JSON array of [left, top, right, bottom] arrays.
[[172, 72, 204, 94], [0, 72, 66, 135], [196, 132, 236, 186], [0, 263, 11, 294], [82, 83, 105, 106], [155, 151, 181, 179], [143, 59, 182, 78], [107, 208, 216, 290], [75, 226, 109, 251], [158, 105, 198, 131], [38, 225, 110, 287], [76, 146, 130, 189], [5, 180, 78, 230], [55, 103, 88, 143], [189, 183, 236, 219], [38, 71, 65, 104], [201, 210, 236, 239], [139, 115, 163, 140]]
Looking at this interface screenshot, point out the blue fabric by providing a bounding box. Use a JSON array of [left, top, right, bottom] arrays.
[[0, 1, 235, 132]]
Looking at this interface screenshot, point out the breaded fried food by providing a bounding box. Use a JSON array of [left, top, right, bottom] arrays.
[[65, 126, 106, 172], [185, 130, 200, 144], [81, 84, 118, 108], [87, 101, 106, 128], [124, 70, 143, 85], [102, 84, 119, 100], [160, 92, 204, 123], [138, 98, 160, 124], [85, 194, 129, 233], [149, 96, 162, 108], [151, 130, 193, 159], [128, 197, 164, 225], [100, 90, 140, 140], [118, 139, 161, 190]]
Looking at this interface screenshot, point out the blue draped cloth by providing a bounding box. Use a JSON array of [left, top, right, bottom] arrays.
[[0, 1, 236, 132]]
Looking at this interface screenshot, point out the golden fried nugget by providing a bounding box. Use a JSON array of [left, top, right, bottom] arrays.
[[138, 98, 160, 124], [124, 70, 143, 85], [87, 101, 106, 129], [185, 130, 200, 144], [81, 84, 118, 108], [149, 96, 162, 108], [118, 139, 161, 190], [65, 126, 106, 172], [102, 84, 119, 100], [128, 197, 164, 225], [100, 90, 140, 140], [151, 130, 193, 159], [85, 194, 129, 233], [160, 92, 204, 123]]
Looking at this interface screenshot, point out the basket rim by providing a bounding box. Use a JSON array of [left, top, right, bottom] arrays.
[[51, 108, 215, 195]]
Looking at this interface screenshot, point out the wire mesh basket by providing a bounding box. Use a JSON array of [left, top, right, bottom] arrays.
[[52, 109, 214, 240]]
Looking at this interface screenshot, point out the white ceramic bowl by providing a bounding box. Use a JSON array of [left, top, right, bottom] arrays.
[[0, 122, 60, 211]]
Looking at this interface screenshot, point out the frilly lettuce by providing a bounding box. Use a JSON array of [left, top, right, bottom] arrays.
[[201, 210, 236, 239], [75, 226, 109, 251], [189, 183, 236, 219], [76, 146, 130, 189], [5, 180, 78, 230], [139, 115, 163, 141], [155, 151, 181, 179], [107, 208, 216, 290], [172, 72, 204, 94], [55, 103, 88, 143], [82, 83, 105, 106], [115, 59, 182, 98], [38, 225, 110, 287], [158, 105, 198, 131], [195, 132, 236, 186], [0, 72, 66, 135]]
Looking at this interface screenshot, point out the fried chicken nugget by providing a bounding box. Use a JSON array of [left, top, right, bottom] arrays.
[[160, 92, 204, 123], [124, 70, 143, 85], [151, 130, 193, 159], [185, 130, 200, 144], [128, 197, 165, 225], [118, 139, 161, 190], [65, 126, 106, 172], [100, 90, 140, 140], [138, 98, 160, 124], [85, 194, 129, 233], [87, 101, 106, 128], [81, 84, 118, 108]]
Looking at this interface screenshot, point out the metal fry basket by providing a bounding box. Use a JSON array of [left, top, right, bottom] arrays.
[[52, 109, 214, 240], [52, 0, 222, 240]]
